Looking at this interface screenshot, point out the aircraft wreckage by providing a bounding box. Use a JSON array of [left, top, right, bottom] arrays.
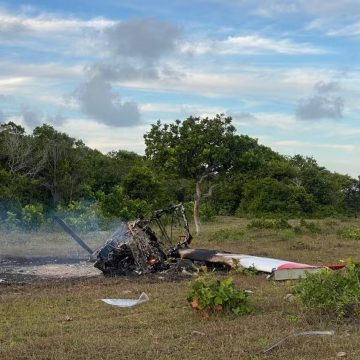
[[54, 204, 344, 281]]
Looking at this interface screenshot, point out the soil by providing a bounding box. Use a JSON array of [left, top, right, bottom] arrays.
[[0, 255, 102, 284]]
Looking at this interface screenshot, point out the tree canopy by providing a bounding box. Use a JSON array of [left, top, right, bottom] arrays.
[[0, 116, 359, 231]]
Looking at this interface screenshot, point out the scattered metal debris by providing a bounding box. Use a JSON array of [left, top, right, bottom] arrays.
[[191, 330, 206, 336], [337, 351, 347, 358], [101, 292, 149, 307], [262, 330, 335, 353]]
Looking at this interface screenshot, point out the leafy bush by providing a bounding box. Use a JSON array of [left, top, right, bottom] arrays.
[[100, 186, 152, 221], [247, 218, 292, 230], [200, 203, 217, 222], [232, 260, 259, 276], [338, 227, 360, 241], [117, 199, 152, 221], [239, 178, 316, 216], [187, 274, 252, 316], [22, 203, 44, 230], [56, 201, 106, 232], [4, 211, 21, 231], [3, 204, 44, 231], [294, 260, 360, 318]]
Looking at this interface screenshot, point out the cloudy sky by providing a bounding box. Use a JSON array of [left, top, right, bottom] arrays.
[[1, 1, 360, 177]]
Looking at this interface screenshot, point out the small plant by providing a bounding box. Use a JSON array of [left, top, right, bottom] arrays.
[[294, 260, 360, 318], [232, 259, 259, 276], [247, 218, 292, 230], [338, 227, 360, 241], [286, 314, 299, 323], [187, 274, 252, 316]]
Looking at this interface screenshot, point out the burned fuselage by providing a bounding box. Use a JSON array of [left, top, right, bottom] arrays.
[[92, 204, 192, 276]]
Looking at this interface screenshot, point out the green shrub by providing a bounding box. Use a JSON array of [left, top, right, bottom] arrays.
[[200, 203, 217, 222], [338, 227, 360, 241], [239, 178, 316, 216], [187, 274, 252, 316], [117, 199, 152, 221], [247, 218, 292, 230], [232, 260, 259, 276], [21, 203, 44, 230], [56, 201, 106, 231], [294, 260, 360, 318], [100, 186, 152, 221], [4, 211, 21, 231]]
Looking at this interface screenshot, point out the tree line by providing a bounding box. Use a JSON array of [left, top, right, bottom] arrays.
[[0, 115, 359, 231]]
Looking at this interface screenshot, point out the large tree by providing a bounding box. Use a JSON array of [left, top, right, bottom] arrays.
[[144, 114, 237, 233]]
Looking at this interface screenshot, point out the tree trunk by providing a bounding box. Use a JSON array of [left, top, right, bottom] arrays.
[[194, 180, 202, 234], [193, 172, 218, 235]]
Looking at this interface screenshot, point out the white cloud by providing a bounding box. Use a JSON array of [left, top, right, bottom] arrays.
[[327, 21, 360, 37], [0, 62, 84, 79], [0, 8, 114, 35], [275, 140, 360, 153], [0, 76, 33, 95], [232, 112, 297, 130], [59, 118, 148, 153], [118, 66, 339, 101], [249, 0, 360, 18], [181, 35, 326, 56]]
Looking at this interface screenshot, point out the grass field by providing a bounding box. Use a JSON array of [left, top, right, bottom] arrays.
[[1, 217, 360, 359]]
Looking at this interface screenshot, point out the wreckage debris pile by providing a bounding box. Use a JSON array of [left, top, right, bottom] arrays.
[[93, 222, 170, 276]]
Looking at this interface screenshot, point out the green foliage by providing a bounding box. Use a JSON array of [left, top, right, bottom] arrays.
[[200, 203, 217, 222], [247, 218, 292, 230], [294, 260, 360, 318], [99, 185, 152, 221], [1, 119, 359, 222], [144, 114, 236, 180], [232, 260, 259, 276], [21, 203, 44, 230], [338, 227, 360, 241], [2, 203, 44, 231], [117, 199, 152, 221], [240, 178, 316, 216], [55, 201, 106, 231], [122, 165, 160, 202], [187, 274, 252, 315], [4, 211, 21, 231]]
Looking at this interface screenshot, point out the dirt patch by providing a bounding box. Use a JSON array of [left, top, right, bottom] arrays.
[[0, 255, 102, 284]]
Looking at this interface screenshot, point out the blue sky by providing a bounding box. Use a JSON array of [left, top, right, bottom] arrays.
[[1, 1, 360, 176]]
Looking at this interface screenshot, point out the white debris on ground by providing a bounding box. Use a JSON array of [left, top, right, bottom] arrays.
[[101, 292, 149, 307]]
